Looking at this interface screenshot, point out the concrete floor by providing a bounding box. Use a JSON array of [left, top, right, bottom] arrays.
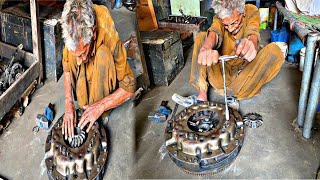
[[133, 29, 320, 178]]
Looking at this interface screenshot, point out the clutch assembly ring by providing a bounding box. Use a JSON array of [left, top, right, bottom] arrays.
[[44, 109, 108, 180], [165, 101, 245, 175]]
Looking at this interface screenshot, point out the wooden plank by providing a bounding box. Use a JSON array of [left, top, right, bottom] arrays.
[[30, 0, 43, 82], [136, 0, 158, 31]]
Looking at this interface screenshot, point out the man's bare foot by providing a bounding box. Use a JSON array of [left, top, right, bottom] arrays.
[[197, 89, 208, 102]]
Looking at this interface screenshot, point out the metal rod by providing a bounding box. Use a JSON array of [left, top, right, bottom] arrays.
[[275, 1, 311, 43], [221, 60, 229, 121], [273, 8, 278, 31], [297, 32, 319, 127], [303, 49, 320, 138], [170, 103, 179, 121], [218, 55, 238, 61]]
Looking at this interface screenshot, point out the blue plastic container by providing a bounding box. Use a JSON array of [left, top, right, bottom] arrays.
[[287, 35, 305, 63], [115, 0, 122, 9], [271, 23, 290, 43], [271, 30, 280, 42]]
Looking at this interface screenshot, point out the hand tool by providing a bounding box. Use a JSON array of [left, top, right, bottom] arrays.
[[218, 55, 238, 121], [170, 103, 179, 120], [218, 55, 238, 61]]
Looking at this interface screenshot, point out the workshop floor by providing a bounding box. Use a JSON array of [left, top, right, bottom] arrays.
[[133, 29, 320, 178]]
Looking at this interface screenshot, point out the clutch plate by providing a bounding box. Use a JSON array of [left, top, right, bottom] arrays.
[[44, 109, 108, 180], [165, 101, 245, 175]]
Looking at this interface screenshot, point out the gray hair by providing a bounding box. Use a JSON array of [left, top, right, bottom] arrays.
[[211, 0, 245, 19], [60, 0, 96, 51]]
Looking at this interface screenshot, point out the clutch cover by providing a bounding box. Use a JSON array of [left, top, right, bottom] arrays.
[[165, 102, 245, 175], [44, 109, 108, 180]]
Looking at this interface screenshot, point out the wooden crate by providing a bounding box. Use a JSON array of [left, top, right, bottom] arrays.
[[0, 42, 40, 120], [141, 31, 184, 86], [0, 3, 63, 81]]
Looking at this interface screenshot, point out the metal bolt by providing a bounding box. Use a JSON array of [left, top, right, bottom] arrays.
[[173, 150, 178, 156], [49, 166, 53, 174], [234, 139, 239, 145]]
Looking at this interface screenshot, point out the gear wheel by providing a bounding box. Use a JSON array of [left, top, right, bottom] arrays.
[[243, 113, 263, 128]]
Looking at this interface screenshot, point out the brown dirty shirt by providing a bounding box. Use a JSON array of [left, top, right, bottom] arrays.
[[208, 4, 261, 82], [62, 5, 135, 114]]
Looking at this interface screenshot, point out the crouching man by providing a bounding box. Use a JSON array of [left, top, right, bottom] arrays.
[[60, 0, 135, 140], [174, 0, 284, 107]]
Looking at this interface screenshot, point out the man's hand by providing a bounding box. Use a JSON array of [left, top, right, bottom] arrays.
[[62, 102, 76, 140], [78, 100, 105, 133], [198, 47, 219, 66], [234, 37, 258, 62]]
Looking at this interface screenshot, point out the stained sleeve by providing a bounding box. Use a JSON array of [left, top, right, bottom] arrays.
[[62, 47, 70, 72], [207, 15, 224, 49], [113, 40, 136, 93], [100, 7, 136, 93], [244, 5, 261, 44]]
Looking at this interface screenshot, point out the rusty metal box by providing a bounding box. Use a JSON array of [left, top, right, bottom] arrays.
[[0, 3, 63, 81], [140, 31, 184, 86]]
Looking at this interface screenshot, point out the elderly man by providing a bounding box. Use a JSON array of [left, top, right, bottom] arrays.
[[60, 0, 135, 140], [175, 0, 283, 107]]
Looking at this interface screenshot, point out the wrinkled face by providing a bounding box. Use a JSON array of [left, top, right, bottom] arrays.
[[221, 9, 245, 35], [71, 27, 96, 65], [72, 38, 92, 65]]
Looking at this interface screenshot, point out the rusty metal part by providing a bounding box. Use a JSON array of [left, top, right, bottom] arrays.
[[123, 0, 136, 11], [45, 110, 108, 180], [243, 113, 263, 128], [0, 44, 25, 95], [165, 102, 245, 175]]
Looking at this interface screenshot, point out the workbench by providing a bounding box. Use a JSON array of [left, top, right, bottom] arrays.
[[275, 1, 320, 139]]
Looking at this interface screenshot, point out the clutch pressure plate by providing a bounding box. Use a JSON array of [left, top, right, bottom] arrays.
[[165, 102, 245, 175], [45, 109, 108, 180]]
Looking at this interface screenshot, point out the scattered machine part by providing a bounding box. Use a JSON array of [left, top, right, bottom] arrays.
[[32, 126, 40, 134], [148, 111, 167, 123], [178, 9, 196, 24], [36, 114, 50, 129], [148, 101, 172, 123], [243, 113, 263, 128], [45, 109, 108, 180], [0, 44, 25, 96], [123, 0, 136, 11], [165, 102, 245, 175], [170, 103, 179, 120]]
